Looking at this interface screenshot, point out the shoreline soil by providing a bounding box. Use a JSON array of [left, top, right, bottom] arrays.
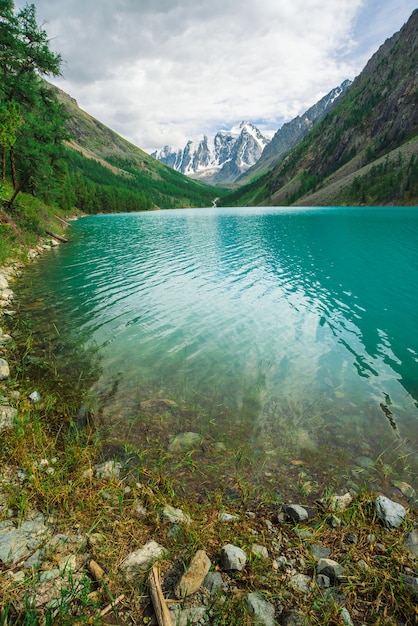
[[1, 238, 418, 625]]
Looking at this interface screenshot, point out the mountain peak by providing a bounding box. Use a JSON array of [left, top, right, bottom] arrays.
[[152, 122, 271, 185]]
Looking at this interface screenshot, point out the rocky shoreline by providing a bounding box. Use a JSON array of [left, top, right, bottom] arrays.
[[1, 242, 418, 625]]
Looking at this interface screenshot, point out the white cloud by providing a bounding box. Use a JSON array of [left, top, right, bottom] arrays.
[[14, 0, 418, 152]]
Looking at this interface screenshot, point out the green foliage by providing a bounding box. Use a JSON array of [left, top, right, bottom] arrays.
[[335, 153, 418, 205]]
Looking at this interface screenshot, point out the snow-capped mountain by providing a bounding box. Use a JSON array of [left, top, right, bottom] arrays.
[[152, 121, 271, 185]]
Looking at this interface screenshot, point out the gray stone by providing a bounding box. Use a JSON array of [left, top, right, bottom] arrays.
[[252, 543, 269, 559], [23, 549, 44, 569], [167, 431, 200, 453], [310, 544, 331, 560], [131, 499, 148, 519], [162, 505, 191, 525], [281, 610, 307, 626], [94, 460, 122, 480], [284, 504, 309, 522], [316, 574, 331, 588], [218, 511, 238, 522], [169, 606, 207, 626], [291, 573, 312, 594], [375, 495, 406, 529], [341, 607, 354, 626], [401, 573, 418, 600], [175, 550, 211, 598], [403, 531, 418, 556], [246, 592, 276, 626], [203, 571, 224, 594], [0, 514, 48, 565], [0, 334, 12, 345], [331, 493, 353, 511], [317, 558, 345, 582], [0, 359, 10, 381], [220, 544, 247, 571], [0, 405, 17, 431], [119, 541, 167, 580], [0, 275, 8, 289], [28, 391, 41, 403]]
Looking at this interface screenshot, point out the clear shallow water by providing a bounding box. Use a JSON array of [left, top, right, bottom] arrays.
[[17, 207, 418, 492]]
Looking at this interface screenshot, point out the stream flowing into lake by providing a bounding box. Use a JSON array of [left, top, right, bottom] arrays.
[[16, 206, 418, 497]]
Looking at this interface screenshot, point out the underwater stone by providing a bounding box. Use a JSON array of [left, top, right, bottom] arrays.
[[167, 431, 200, 453]]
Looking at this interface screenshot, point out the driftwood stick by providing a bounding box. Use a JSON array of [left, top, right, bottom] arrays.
[[148, 566, 172, 626], [99, 593, 125, 617], [54, 214, 71, 227], [45, 229, 68, 243]]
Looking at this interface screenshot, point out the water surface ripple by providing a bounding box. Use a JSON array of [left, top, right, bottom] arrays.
[[18, 206, 418, 485]]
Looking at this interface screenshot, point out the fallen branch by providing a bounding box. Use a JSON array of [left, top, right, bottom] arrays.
[[99, 593, 125, 617], [148, 566, 172, 626], [45, 229, 68, 243], [54, 215, 71, 227]]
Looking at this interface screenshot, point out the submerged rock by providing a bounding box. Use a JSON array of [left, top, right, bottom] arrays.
[[168, 432, 201, 453]]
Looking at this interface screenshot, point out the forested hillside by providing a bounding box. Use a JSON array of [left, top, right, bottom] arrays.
[[0, 2, 223, 222]]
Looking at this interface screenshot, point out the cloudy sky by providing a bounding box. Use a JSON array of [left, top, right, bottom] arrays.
[[14, 0, 417, 153]]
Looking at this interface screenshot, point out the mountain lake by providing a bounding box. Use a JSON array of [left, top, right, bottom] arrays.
[[15, 206, 418, 498]]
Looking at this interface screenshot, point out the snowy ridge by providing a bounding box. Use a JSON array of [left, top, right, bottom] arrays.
[[152, 121, 270, 185]]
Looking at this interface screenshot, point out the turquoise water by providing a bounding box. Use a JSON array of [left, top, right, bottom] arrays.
[[17, 206, 418, 488]]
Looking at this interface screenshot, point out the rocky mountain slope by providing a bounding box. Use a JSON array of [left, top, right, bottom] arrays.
[[223, 9, 418, 207], [51, 87, 225, 209], [238, 80, 351, 184], [152, 122, 270, 185]]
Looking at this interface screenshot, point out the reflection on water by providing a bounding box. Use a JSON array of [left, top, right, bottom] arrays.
[[16, 206, 418, 493]]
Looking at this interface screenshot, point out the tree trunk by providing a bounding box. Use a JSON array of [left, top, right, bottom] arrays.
[[9, 146, 17, 189], [1, 147, 6, 182]]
